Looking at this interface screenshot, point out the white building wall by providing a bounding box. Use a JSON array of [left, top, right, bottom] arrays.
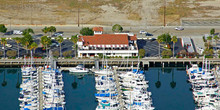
[[94, 31, 102, 34], [78, 50, 138, 57]]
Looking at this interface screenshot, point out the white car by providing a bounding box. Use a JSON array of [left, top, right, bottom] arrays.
[[13, 30, 23, 35], [139, 30, 146, 34], [5, 44, 12, 48], [175, 27, 184, 31]]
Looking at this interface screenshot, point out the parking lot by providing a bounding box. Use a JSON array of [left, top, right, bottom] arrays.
[[137, 38, 184, 57], [0, 38, 74, 57]]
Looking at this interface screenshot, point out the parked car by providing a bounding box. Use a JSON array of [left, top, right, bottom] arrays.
[[4, 31, 13, 35], [175, 26, 184, 31], [139, 30, 146, 34], [5, 44, 12, 48], [145, 32, 153, 36], [149, 38, 156, 42], [50, 43, 59, 47], [13, 30, 23, 35], [52, 32, 64, 37]]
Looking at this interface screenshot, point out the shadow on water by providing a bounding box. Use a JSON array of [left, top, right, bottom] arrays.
[[0, 68, 21, 110], [146, 67, 195, 110], [62, 71, 97, 110], [1, 70, 7, 87]]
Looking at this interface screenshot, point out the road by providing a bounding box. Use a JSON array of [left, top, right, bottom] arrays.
[[2, 25, 220, 38]]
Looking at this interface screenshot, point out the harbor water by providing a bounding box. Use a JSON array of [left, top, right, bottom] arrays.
[[0, 68, 195, 110], [145, 67, 195, 110], [0, 68, 21, 110]]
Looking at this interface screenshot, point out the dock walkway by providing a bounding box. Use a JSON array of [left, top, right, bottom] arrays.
[[113, 69, 124, 110], [38, 67, 43, 110]]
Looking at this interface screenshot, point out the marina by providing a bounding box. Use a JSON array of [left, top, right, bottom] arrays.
[[187, 63, 220, 110], [0, 66, 219, 110]]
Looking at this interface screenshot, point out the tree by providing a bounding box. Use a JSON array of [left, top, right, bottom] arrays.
[[6, 50, 17, 57], [138, 49, 145, 57], [171, 36, 178, 58], [157, 35, 163, 58], [161, 50, 172, 58], [63, 50, 72, 57], [161, 33, 171, 48], [52, 51, 60, 57], [41, 36, 51, 57], [30, 42, 38, 53], [13, 37, 22, 58], [48, 26, 56, 36], [42, 26, 48, 35], [203, 48, 214, 56], [21, 34, 33, 54], [0, 24, 7, 33], [71, 35, 79, 57], [207, 36, 212, 49], [1, 38, 7, 58], [210, 28, 215, 35], [56, 36, 64, 57], [22, 28, 34, 35], [213, 35, 219, 46], [112, 24, 123, 32], [80, 27, 93, 36]]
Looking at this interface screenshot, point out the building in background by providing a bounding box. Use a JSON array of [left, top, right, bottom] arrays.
[[77, 27, 138, 58]]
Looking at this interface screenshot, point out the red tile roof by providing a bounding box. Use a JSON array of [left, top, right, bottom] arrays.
[[79, 34, 129, 46], [129, 35, 137, 40], [93, 27, 103, 32]]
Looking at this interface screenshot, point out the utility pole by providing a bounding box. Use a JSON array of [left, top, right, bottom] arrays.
[[164, 0, 166, 27], [9, 17, 11, 31], [78, 7, 80, 27]]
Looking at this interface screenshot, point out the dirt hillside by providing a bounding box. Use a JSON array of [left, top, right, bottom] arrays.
[[0, 0, 219, 26]]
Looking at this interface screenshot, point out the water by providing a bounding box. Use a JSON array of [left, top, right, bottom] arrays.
[[62, 71, 98, 110], [0, 68, 194, 110], [145, 67, 195, 110], [0, 68, 21, 110]]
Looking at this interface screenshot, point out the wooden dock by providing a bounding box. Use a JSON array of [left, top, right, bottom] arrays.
[[0, 58, 220, 67], [38, 67, 43, 110]]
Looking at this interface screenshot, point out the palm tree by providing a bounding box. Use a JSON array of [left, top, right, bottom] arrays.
[[71, 35, 79, 58], [157, 36, 163, 58], [1, 38, 7, 58], [170, 69, 176, 89], [56, 36, 64, 57], [155, 69, 161, 88], [13, 37, 22, 58], [42, 26, 48, 35], [72, 75, 78, 89], [48, 26, 56, 37], [2, 69, 7, 87], [22, 28, 34, 35], [30, 42, 38, 54], [21, 34, 33, 55], [207, 36, 212, 49], [41, 36, 51, 57], [171, 36, 178, 58], [213, 35, 219, 46]]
